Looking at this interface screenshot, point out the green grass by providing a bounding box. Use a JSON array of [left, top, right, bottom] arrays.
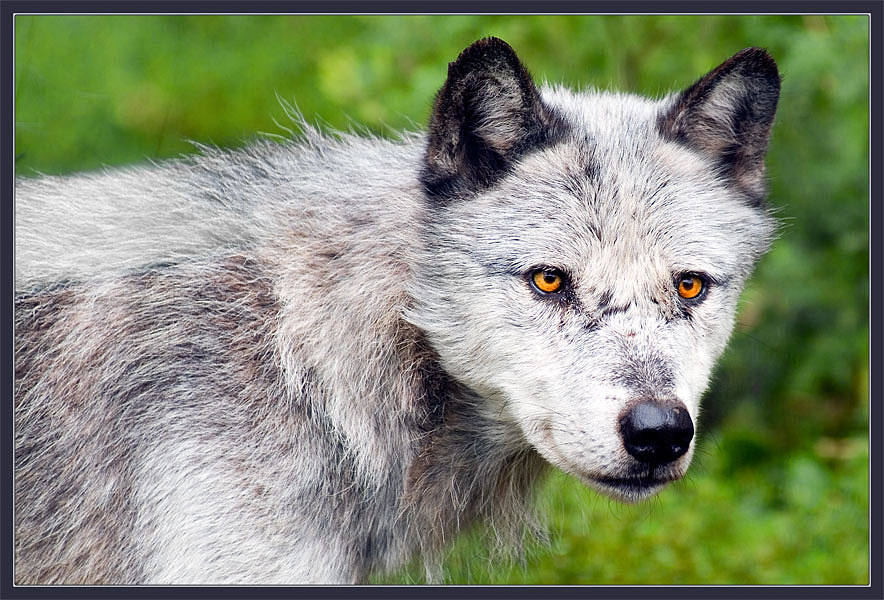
[[14, 14, 870, 585]]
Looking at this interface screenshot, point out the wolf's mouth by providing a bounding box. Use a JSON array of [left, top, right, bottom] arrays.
[[552, 450, 682, 500], [582, 474, 675, 500], [591, 474, 676, 487]]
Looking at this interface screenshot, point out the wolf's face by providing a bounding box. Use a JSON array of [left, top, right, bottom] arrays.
[[411, 39, 779, 501]]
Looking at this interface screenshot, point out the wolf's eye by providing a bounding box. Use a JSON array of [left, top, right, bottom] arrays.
[[531, 268, 565, 294], [676, 274, 706, 300]]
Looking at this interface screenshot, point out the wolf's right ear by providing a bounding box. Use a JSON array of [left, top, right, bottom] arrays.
[[421, 37, 568, 200], [658, 48, 780, 203]]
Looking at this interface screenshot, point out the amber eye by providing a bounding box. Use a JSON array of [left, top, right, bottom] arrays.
[[676, 274, 705, 300], [531, 269, 565, 294]]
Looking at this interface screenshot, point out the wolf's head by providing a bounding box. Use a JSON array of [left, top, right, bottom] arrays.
[[410, 38, 779, 501]]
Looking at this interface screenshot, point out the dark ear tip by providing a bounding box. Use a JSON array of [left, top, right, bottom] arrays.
[[733, 47, 780, 81], [460, 36, 516, 55], [448, 37, 521, 74]]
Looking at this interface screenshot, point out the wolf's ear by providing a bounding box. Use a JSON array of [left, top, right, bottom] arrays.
[[421, 37, 568, 199], [658, 48, 780, 202]]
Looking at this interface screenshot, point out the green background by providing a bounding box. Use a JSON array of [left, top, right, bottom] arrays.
[[14, 15, 869, 585]]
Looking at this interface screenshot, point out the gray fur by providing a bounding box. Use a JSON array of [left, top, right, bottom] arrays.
[[14, 38, 778, 584]]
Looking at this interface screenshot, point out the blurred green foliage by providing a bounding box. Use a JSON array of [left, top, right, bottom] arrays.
[[14, 14, 869, 585]]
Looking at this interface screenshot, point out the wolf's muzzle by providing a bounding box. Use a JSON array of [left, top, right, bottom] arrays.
[[618, 400, 694, 466]]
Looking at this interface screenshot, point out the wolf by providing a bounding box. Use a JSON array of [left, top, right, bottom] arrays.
[[13, 38, 779, 584]]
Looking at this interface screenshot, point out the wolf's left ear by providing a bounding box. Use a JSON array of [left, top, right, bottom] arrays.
[[658, 48, 780, 201], [421, 37, 568, 199]]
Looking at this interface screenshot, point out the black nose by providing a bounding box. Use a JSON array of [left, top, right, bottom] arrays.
[[619, 400, 694, 466]]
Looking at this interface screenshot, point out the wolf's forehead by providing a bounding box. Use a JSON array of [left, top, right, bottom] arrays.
[[540, 85, 664, 146], [476, 149, 766, 278], [523, 87, 747, 221], [534, 87, 687, 192]]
